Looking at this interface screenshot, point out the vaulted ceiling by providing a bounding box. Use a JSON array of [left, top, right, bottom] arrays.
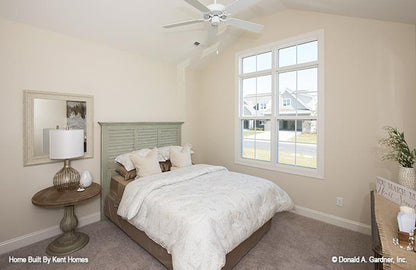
[[0, 0, 415, 64]]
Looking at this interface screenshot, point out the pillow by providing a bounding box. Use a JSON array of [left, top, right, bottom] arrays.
[[159, 145, 195, 160], [159, 160, 172, 172], [130, 148, 162, 178], [115, 148, 166, 171], [170, 144, 192, 168], [115, 160, 173, 180], [115, 166, 137, 180]]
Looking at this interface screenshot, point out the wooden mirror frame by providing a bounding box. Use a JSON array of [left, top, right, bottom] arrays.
[[23, 90, 94, 166]]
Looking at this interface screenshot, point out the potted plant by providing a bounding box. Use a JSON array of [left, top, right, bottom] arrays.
[[379, 126, 416, 189]]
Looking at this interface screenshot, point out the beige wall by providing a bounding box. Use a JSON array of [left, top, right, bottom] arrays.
[[0, 17, 187, 242], [192, 10, 416, 226]]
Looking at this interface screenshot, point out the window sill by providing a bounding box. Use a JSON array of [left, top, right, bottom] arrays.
[[234, 158, 324, 180]]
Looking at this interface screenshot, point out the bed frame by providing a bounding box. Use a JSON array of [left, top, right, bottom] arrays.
[[99, 122, 272, 269]]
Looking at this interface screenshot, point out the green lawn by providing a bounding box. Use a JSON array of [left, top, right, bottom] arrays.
[[243, 148, 317, 168], [243, 148, 270, 161], [289, 133, 317, 144], [278, 151, 317, 168], [243, 130, 264, 138]]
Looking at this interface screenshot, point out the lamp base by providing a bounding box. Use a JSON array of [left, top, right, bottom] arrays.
[[53, 160, 80, 191]]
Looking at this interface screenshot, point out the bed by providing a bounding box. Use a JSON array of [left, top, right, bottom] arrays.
[[99, 122, 293, 270]]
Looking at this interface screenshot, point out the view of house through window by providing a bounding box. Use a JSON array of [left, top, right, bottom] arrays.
[[237, 32, 323, 175]]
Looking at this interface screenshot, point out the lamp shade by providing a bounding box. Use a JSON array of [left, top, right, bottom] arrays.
[[49, 129, 84, 159]]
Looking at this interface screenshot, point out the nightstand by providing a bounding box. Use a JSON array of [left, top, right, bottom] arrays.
[[32, 183, 101, 256]]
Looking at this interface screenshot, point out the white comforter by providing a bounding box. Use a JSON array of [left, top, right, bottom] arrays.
[[117, 164, 293, 270]]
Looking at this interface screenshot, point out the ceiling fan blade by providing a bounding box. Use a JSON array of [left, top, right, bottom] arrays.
[[201, 42, 220, 59], [184, 0, 210, 13], [226, 18, 264, 33], [163, 19, 205, 28], [225, 0, 258, 15]]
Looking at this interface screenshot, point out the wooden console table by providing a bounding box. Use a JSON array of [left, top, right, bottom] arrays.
[[32, 183, 101, 256]]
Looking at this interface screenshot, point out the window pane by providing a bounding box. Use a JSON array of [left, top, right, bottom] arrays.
[[296, 143, 317, 168], [278, 142, 295, 165], [296, 120, 317, 144], [278, 46, 296, 67], [255, 120, 271, 161], [278, 120, 295, 142], [297, 68, 317, 91], [278, 71, 296, 116], [257, 52, 272, 71], [297, 41, 318, 64], [257, 75, 271, 94], [242, 55, 256, 74]]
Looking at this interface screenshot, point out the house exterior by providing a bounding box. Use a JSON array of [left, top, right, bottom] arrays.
[[243, 88, 317, 133]]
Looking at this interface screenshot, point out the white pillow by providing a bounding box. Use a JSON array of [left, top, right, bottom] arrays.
[[170, 144, 192, 168], [115, 148, 150, 171], [115, 148, 166, 171], [130, 148, 162, 178], [159, 145, 194, 160]]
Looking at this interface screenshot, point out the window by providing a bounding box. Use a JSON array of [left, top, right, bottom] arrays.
[[282, 98, 291, 107], [236, 30, 324, 178]]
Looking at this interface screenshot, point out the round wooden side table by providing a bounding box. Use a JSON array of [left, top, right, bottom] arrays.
[[32, 183, 101, 256]]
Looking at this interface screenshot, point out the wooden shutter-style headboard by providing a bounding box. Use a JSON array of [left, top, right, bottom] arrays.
[[98, 122, 184, 219]]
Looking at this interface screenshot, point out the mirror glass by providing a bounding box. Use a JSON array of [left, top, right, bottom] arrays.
[[24, 91, 93, 166]]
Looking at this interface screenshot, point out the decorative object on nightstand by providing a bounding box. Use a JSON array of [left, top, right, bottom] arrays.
[[32, 183, 101, 256], [49, 129, 84, 191], [379, 126, 416, 189], [78, 171, 92, 192]]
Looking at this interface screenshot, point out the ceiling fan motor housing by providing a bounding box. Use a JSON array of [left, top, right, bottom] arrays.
[[205, 3, 227, 26]]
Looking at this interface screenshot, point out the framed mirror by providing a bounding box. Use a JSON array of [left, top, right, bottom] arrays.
[[23, 90, 94, 166]]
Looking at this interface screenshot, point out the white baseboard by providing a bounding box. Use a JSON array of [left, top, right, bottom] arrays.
[[291, 205, 371, 235], [0, 211, 101, 255]]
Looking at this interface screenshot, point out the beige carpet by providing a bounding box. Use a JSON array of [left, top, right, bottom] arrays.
[[0, 212, 372, 269]]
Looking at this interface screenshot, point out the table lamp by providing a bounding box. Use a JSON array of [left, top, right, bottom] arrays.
[[49, 129, 84, 191]]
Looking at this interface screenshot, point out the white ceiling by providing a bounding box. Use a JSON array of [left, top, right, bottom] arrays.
[[0, 0, 415, 65]]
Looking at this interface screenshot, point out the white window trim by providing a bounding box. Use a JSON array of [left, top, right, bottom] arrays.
[[234, 29, 325, 179]]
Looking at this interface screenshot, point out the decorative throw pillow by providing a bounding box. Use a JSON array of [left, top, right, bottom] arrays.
[[159, 145, 195, 161], [115, 148, 167, 171], [130, 148, 162, 178], [115, 166, 137, 180], [115, 148, 151, 171], [170, 144, 192, 168]]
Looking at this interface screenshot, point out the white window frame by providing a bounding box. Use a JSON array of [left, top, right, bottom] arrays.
[[234, 30, 325, 179]]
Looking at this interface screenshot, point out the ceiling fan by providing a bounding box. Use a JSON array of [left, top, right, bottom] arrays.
[[163, 0, 264, 33]]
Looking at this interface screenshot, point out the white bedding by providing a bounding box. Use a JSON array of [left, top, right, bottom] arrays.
[[117, 164, 293, 270]]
